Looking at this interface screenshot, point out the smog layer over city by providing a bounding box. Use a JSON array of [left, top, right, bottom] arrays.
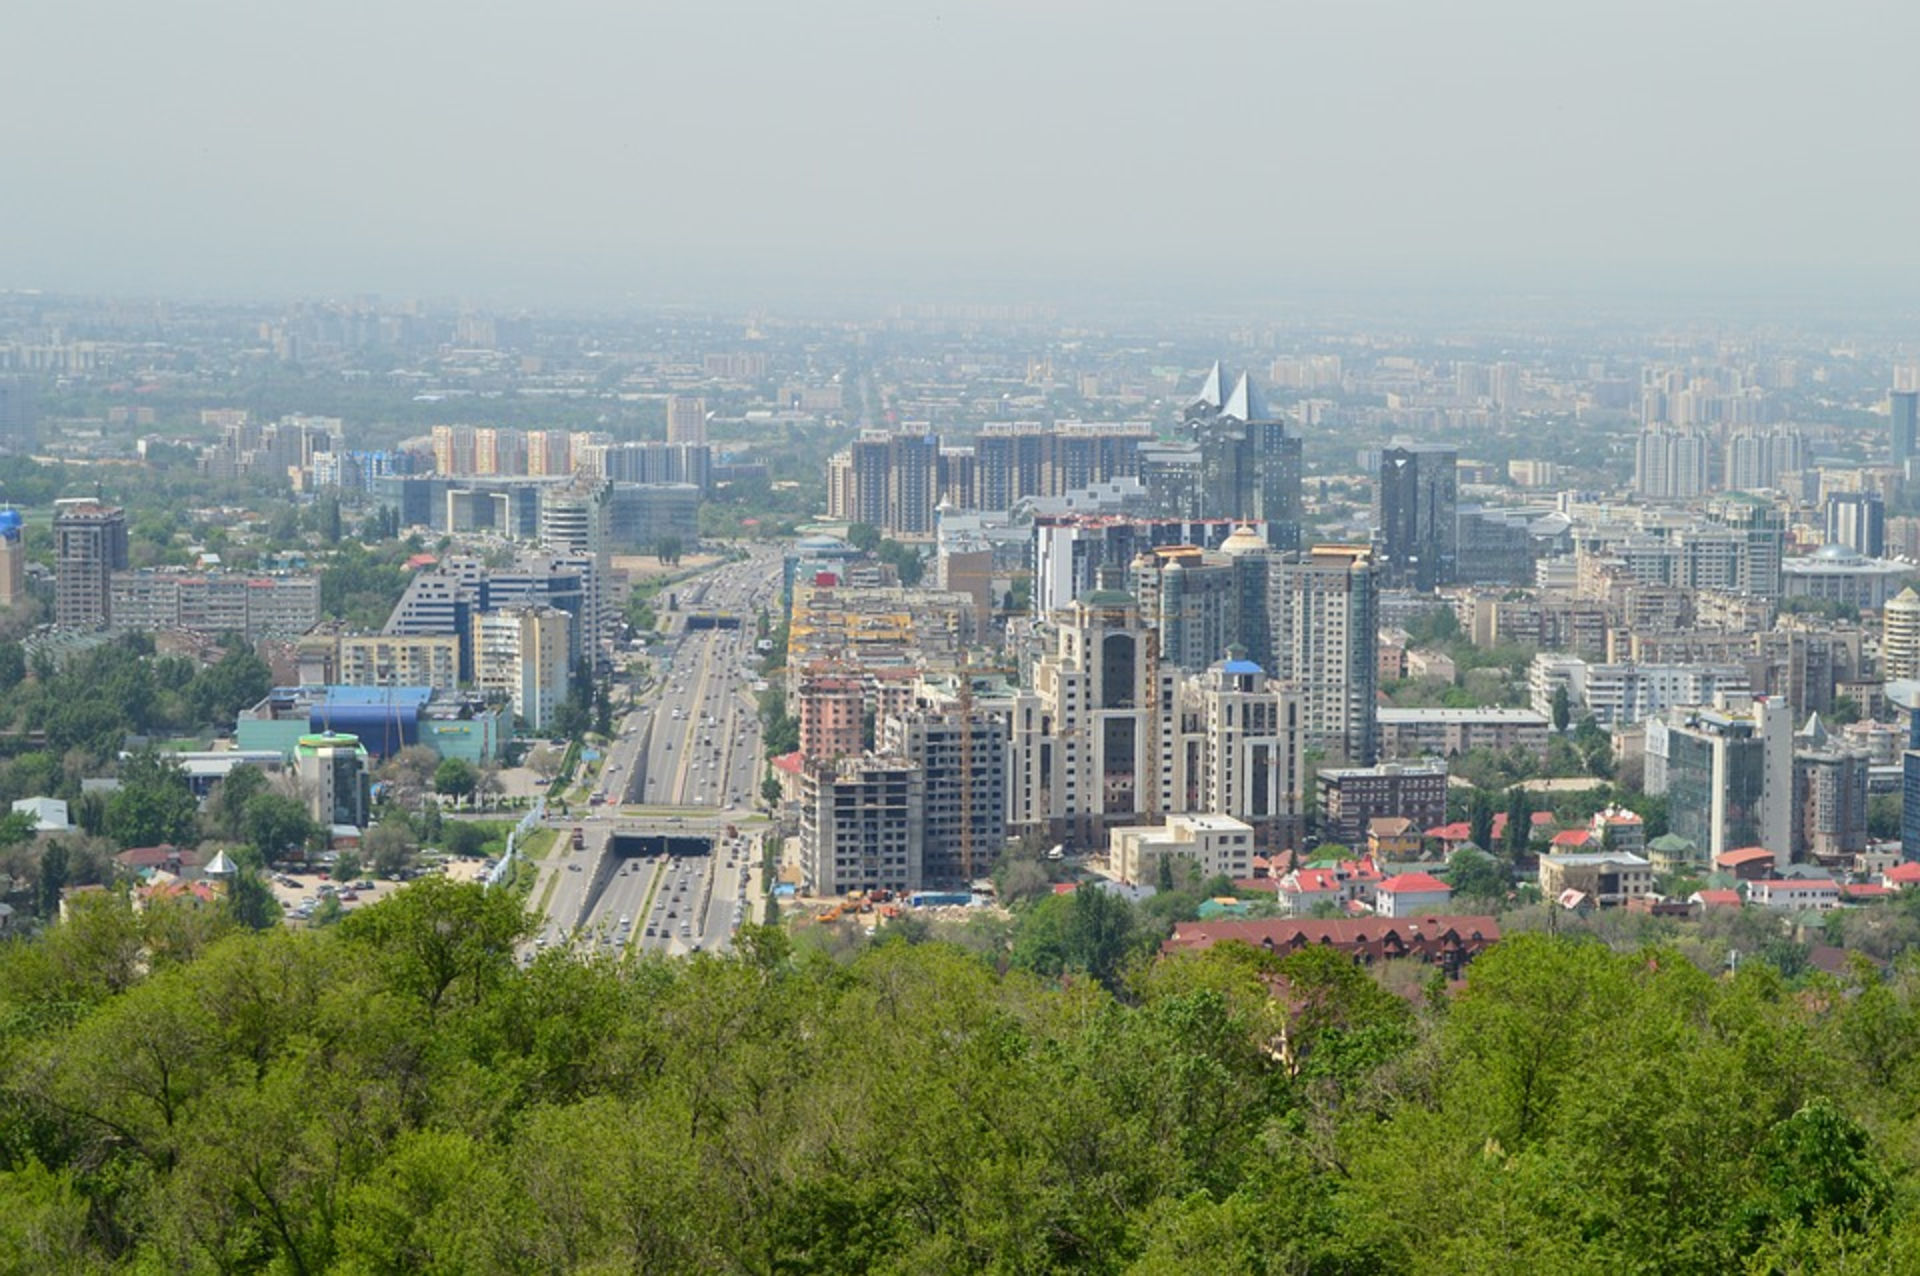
[[3, 3, 1920, 1273]]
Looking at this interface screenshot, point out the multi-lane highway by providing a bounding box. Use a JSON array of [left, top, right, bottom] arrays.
[[528, 547, 784, 960]]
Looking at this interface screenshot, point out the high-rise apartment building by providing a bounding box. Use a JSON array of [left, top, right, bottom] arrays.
[[882, 707, 1008, 886], [848, 430, 892, 530], [1027, 589, 1180, 847], [0, 509, 25, 608], [1183, 363, 1303, 550], [1129, 546, 1240, 672], [1724, 426, 1809, 491], [975, 424, 1052, 511], [472, 427, 526, 477], [971, 422, 1150, 511], [1178, 654, 1306, 851], [0, 376, 38, 449], [1892, 390, 1919, 473], [887, 426, 940, 537], [1316, 761, 1448, 847], [108, 571, 321, 639], [1271, 546, 1379, 764], [1634, 426, 1712, 500], [830, 421, 1148, 533], [1792, 714, 1870, 866], [594, 441, 712, 489], [666, 395, 708, 445], [1031, 515, 1254, 617], [825, 451, 856, 521], [431, 425, 476, 477], [1374, 444, 1458, 590], [538, 477, 611, 674], [937, 446, 977, 510], [53, 500, 128, 630], [1826, 491, 1887, 558], [475, 606, 571, 731], [799, 675, 866, 766], [800, 756, 924, 897], [1884, 588, 1920, 681], [526, 430, 572, 477], [1645, 697, 1793, 868]]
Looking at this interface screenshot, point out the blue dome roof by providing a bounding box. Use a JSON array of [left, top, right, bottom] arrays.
[[0, 510, 20, 539], [1221, 658, 1264, 675]]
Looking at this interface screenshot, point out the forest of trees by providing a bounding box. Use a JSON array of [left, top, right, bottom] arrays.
[[0, 634, 271, 803], [6, 879, 1920, 1272]]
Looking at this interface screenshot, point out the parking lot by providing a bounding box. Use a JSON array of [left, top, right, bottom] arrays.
[[270, 855, 493, 924]]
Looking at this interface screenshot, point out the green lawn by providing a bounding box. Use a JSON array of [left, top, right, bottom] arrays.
[[519, 827, 559, 861]]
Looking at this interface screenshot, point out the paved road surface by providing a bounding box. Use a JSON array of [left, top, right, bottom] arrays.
[[525, 547, 783, 960]]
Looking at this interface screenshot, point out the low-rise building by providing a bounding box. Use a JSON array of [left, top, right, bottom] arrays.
[[1110, 814, 1256, 885], [1317, 761, 1448, 847], [1375, 707, 1549, 761], [1780, 544, 1911, 611], [236, 685, 508, 765], [1748, 877, 1840, 912], [1367, 816, 1423, 860], [294, 732, 370, 830], [1646, 833, 1703, 875], [1882, 861, 1920, 891], [1275, 866, 1343, 914], [10, 796, 72, 832], [1537, 851, 1655, 908], [1713, 846, 1778, 882], [1375, 871, 1454, 917], [1589, 805, 1646, 854], [1164, 914, 1501, 979], [109, 569, 321, 640]]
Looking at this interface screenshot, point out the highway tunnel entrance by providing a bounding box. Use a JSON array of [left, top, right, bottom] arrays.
[[609, 831, 715, 860]]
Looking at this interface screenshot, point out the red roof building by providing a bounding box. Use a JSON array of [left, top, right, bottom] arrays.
[[1165, 914, 1501, 979], [1714, 847, 1778, 881], [1281, 856, 1386, 912], [1882, 861, 1920, 889], [1375, 871, 1454, 917]]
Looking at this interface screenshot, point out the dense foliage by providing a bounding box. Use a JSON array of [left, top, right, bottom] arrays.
[[6, 881, 1920, 1272]]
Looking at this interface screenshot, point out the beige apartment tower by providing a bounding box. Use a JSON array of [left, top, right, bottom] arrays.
[[667, 395, 708, 445]]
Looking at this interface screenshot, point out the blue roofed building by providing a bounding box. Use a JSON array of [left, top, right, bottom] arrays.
[[235, 685, 507, 765]]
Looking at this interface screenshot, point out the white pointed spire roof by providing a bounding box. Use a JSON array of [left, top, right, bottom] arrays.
[[203, 849, 237, 877], [1222, 371, 1268, 422], [1799, 712, 1828, 745], [1191, 360, 1225, 410]]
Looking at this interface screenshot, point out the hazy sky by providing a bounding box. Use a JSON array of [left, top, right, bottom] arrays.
[[7, 1, 1916, 305]]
